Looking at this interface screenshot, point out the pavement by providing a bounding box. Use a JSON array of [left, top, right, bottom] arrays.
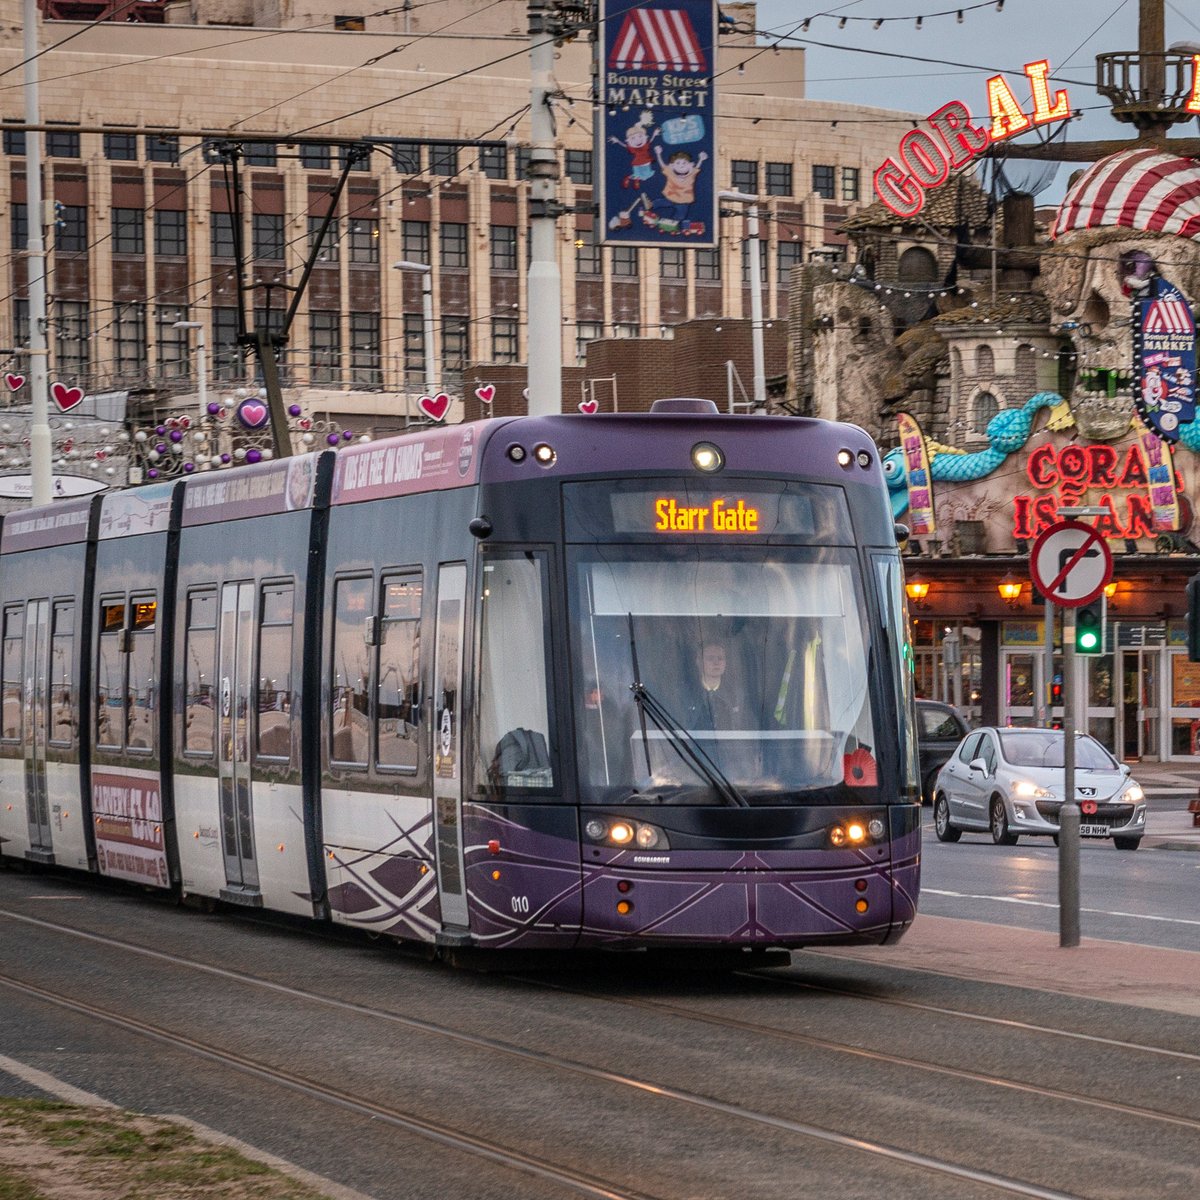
[[1127, 759, 1200, 850]]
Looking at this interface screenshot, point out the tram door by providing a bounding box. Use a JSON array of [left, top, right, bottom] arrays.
[[22, 599, 52, 859], [432, 563, 468, 929], [218, 582, 258, 889]]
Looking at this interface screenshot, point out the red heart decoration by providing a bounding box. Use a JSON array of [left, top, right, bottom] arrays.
[[418, 393, 451, 422], [474, 384, 495, 405], [578, 399, 599, 415], [95, 449, 107, 461], [178, 416, 191, 430], [238, 400, 269, 429], [298, 418, 313, 431], [5, 373, 25, 392], [51, 382, 84, 412], [60, 438, 74, 453]]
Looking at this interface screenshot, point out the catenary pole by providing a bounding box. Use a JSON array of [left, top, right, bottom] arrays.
[[23, 0, 51, 507], [526, 1, 563, 416]]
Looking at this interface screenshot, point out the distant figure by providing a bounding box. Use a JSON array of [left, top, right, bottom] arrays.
[[688, 641, 742, 730]]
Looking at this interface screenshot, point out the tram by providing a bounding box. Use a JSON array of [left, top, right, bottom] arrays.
[[0, 399, 921, 953]]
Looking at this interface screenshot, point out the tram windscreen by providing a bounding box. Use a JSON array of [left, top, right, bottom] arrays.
[[570, 549, 879, 805]]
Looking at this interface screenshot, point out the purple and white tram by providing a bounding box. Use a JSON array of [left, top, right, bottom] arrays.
[[0, 400, 921, 955]]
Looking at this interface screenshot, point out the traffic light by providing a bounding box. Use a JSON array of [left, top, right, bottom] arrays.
[[1075, 595, 1106, 655], [1188, 574, 1200, 662]]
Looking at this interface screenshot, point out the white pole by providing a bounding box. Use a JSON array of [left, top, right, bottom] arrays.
[[720, 190, 766, 411], [421, 271, 436, 395], [174, 321, 207, 420], [526, 1, 562, 416], [24, 0, 51, 507]]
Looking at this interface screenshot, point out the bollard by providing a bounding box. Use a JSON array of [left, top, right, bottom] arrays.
[[1190, 793, 1200, 828], [1058, 801, 1080, 947]]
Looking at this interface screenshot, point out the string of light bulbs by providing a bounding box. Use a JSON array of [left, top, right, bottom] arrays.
[[799, 2, 1005, 34]]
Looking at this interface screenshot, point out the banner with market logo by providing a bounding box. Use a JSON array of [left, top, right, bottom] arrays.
[[1132, 413, 1181, 531], [1133, 276, 1196, 442], [599, 0, 717, 247], [897, 412, 936, 537]]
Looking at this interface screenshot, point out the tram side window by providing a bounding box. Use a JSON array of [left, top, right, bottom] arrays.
[[476, 552, 555, 791], [127, 597, 157, 752], [184, 589, 217, 756], [376, 573, 421, 771], [96, 600, 125, 749], [48, 601, 75, 746], [1, 606, 22, 742], [331, 576, 371, 766], [257, 582, 295, 760]]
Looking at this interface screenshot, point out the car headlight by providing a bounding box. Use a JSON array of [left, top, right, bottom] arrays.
[[1123, 784, 1144, 803], [1012, 780, 1052, 799]]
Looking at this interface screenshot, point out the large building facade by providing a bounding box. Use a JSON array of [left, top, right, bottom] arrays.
[[1, 0, 913, 429]]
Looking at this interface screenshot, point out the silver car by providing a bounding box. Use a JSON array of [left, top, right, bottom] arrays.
[[932, 727, 1147, 850]]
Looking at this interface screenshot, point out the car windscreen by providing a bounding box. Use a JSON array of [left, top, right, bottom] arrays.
[[999, 732, 1117, 770]]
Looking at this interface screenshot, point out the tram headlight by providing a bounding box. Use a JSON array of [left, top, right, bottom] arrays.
[[584, 818, 669, 850], [691, 441, 724, 473], [867, 818, 885, 839], [830, 817, 884, 847], [585, 819, 607, 840], [533, 442, 557, 466], [635, 824, 660, 849], [609, 821, 634, 845], [845, 822, 867, 844], [837, 448, 854, 468]]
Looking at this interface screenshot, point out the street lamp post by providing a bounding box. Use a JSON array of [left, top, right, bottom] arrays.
[[393, 261, 436, 395], [172, 321, 208, 420], [719, 189, 766, 411]]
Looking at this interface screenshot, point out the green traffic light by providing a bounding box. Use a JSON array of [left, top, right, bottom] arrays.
[[1078, 630, 1099, 651]]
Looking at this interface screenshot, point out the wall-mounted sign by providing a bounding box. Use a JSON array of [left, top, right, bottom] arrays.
[[897, 412, 935, 536], [1133, 275, 1196, 442], [873, 59, 1073, 217]]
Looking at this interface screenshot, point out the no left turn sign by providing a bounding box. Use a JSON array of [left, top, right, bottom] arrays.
[[1030, 520, 1113, 607]]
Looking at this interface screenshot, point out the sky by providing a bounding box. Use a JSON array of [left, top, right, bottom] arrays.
[[750, 0, 1200, 200]]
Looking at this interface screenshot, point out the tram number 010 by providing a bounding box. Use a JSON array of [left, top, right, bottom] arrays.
[[510, 895, 530, 914]]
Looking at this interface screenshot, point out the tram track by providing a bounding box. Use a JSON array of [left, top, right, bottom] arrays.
[[2, 904, 1193, 1200]]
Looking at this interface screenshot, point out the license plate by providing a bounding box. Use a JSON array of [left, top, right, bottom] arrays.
[[1079, 824, 1109, 837]]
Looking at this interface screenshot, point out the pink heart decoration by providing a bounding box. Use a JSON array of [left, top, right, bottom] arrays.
[[237, 400, 270, 430], [578, 399, 599, 415], [51, 382, 84, 412], [418, 393, 451, 422], [95, 449, 107, 461], [298, 418, 313, 431], [474, 384, 495, 406], [5, 373, 25, 392]]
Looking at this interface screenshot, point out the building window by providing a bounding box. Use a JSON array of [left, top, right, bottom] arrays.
[[514, 146, 532, 180], [309, 311, 341, 384], [213, 307, 242, 381], [613, 322, 639, 338], [104, 132, 138, 161], [3, 121, 25, 156], [308, 215, 339, 261], [731, 160, 759, 193], [973, 390, 1000, 430], [492, 317, 518, 363], [490, 225, 517, 272], [300, 142, 331, 170], [55, 301, 89, 377], [898, 245, 938, 283], [479, 144, 507, 179], [430, 143, 458, 176], [403, 313, 426, 380], [392, 141, 421, 174], [575, 320, 602, 364], [740, 242, 768, 284], [155, 307, 191, 382], [397, 219, 427, 265], [695, 247, 720, 281], [340, 143, 371, 172], [440, 222, 468, 269], [812, 164, 836, 199], [610, 245, 638, 277], [146, 135, 179, 164], [565, 149, 593, 185], [10, 203, 26, 251], [243, 142, 277, 167], [766, 162, 793, 195], [252, 213, 284, 261], [154, 210, 187, 257], [45, 126, 80, 158], [114, 303, 147, 378], [442, 319, 468, 380], [349, 218, 379, 264], [112, 208, 145, 255], [334, 14, 366, 30], [575, 227, 600, 276], [660, 248, 686, 280], [777, 239, 803, 279], [211, 211, 237, 259], [842, 167, 861, 201], [349, 312, 381, 387], [975, 344, 995, 376], [55, 205, 87, 253]]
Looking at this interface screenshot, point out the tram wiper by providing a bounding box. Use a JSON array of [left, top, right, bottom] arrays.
[[625, 613, 749, 809]]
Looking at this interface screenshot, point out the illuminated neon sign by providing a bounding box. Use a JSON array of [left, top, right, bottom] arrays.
[[873, 59, 1073, 218], [654, 497, 760, 533]]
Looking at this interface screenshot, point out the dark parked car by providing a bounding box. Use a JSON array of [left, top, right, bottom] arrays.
[[916, 699, 970, 805]]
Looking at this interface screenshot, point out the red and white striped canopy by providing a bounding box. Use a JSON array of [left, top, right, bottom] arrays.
[[608, 9, 707, 73], [1052, 148, 1200, 242]]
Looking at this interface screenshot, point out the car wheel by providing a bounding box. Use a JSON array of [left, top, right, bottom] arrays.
[[934, 794, 961, 842], [1113, 836, 1142, 851], [990, 796, 1018, 845]]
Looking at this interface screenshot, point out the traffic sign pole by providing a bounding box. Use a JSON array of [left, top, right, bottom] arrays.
[[1060, 614, 1080, 948]]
